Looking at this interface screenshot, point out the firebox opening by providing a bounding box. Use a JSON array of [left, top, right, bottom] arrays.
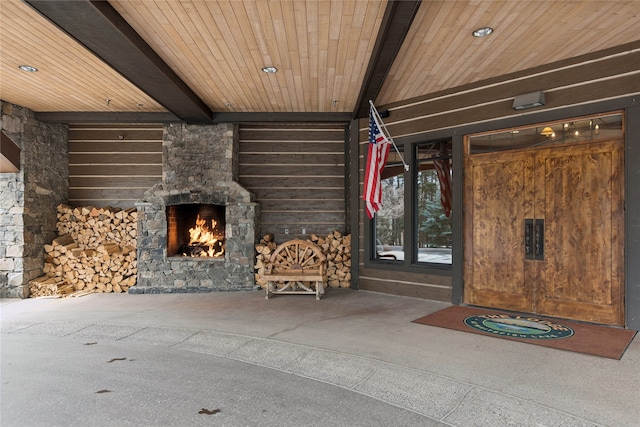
[[167, 204, 225, 258]]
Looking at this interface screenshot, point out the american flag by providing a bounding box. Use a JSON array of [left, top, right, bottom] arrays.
[[363, 107, 391, 219], [433, 145, 452, 217]]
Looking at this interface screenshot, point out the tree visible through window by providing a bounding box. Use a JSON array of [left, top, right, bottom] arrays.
[[371, 142, 452, 265], [374, 149, 405, 261], [415, 141, 452, 264]]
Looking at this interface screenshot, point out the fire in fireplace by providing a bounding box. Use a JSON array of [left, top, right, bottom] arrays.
[[167, 204, 225, 258]]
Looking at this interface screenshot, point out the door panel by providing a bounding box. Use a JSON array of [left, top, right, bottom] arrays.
[[536, 141, 624, 325], [463, 150, 535, 312]]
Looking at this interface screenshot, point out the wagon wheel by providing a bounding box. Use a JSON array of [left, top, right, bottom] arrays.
[[272, 241, 323, 292]]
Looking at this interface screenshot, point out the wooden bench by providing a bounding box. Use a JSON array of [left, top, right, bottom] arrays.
[[262, 239, 327, 300]]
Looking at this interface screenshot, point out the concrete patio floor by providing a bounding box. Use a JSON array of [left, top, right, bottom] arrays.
[[1, 289, 638, 426]]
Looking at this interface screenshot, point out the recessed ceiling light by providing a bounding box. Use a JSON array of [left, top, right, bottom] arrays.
[[261, 66, 278, 73], [18, 65, 38, 72], [472, 27, 494, 37]]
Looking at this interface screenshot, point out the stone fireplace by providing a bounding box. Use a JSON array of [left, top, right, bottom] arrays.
[[133, 123, 258, 293]]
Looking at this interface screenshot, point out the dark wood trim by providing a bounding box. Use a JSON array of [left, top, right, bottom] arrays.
[[626, 105, 640, 330], [451, 134, 464, 305], [359, 279, 451, 301], [1, 131, 21, 171], [348, 120, 361, 289], [353, 0, 422, 119], [211, 112, 352, 123], [37, 111, 352, 124], [35, 112, 180, 124], [25, 1, 212, 123]]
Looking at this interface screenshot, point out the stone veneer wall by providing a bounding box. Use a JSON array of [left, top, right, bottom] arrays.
[[133, 123, 258, 293], [0, 101, 68, 298]]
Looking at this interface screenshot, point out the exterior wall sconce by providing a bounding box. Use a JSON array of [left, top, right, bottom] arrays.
[[513, 91, 546, 110]]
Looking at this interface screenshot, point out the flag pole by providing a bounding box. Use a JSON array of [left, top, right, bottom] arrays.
[[369, 100, 409, 171]]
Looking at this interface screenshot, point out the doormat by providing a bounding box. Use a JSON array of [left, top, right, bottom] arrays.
[[412, 306, 637, 359]]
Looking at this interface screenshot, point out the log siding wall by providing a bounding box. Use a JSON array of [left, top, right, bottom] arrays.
[[238, 124, 348, 242], [68, 124, 162, 209], [356, 42, 640, 303]]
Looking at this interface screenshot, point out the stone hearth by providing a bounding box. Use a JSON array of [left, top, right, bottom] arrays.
[[133, 123, 258, 293]]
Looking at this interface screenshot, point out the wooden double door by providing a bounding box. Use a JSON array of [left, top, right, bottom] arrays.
[[463, 139, 624, 325]]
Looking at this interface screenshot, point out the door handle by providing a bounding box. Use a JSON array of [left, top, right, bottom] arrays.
[[525, 219, 544, 260], [525, 219, 534, 259], [534, 219, 544, 260]]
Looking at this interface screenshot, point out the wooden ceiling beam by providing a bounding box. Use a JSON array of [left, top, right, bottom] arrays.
[[1, 131, 21, 172], [25, 0, 213, 123], [34, 112, 181, 124], [34, 111, 351, 124], [353, 0, 422, 119], [210, 112, 352, 124]]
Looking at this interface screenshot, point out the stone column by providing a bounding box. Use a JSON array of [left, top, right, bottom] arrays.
[[0, 101, 68, 298]]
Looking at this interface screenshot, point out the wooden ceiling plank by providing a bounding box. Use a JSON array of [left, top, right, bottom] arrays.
[[331, 1, 354, 111], [249, 0, 286, 111], [293, 1, 311, 110], [306, 0, 321, 111], [239, 1, 282, 111], [185, 2, 243, 110], [230, 2, 274, 111], [345, 0, 372, 108], [25, 0, 212, 122], [353, 0, 422, 118], [316, 0, 332, 112], [1, 2, 164, 112], [214, 2, 267, 111], [279, 0, 302, 111], [387, 1, 448, 102]]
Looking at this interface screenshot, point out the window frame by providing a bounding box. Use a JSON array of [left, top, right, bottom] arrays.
[[367, 138, 454, 272]]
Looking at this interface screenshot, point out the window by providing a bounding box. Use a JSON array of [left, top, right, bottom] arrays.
[[468, 112, 623, 154], [373, 147, 405, 262], [370, 141, 453, 266], [415, 141, 452, 265]]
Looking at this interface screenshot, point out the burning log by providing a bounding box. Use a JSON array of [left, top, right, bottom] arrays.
[[179, 214, 225, 258]]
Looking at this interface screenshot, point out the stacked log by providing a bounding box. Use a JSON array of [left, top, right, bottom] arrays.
[[254, 234, 277, 288], [29, 204, 137, 297], [28, 275, 75, 298], [254, 230, 352, 290], [310, 231, 352, 288], [56, 204, 137, 248]]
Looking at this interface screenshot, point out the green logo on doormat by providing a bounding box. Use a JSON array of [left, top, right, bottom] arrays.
[[464, 314, 574, 339]]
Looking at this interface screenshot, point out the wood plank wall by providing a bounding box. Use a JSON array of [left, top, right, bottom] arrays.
[[238, 124, 348, 243], [68, 124, 162, 209], [357, 42, 640, 302]]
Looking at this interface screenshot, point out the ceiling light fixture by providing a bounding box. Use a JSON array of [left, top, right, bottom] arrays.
[[18, 65, 38, 72], [261, 66, 278, 73], [472, 27, 493, 37], [540, 127, 554, 137]]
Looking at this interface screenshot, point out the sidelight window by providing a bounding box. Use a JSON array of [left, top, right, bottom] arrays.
[[373, 147, 405, 262], [415, 141, 452, 265]]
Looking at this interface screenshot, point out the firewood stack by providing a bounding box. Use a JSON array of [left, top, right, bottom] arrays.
[[254, 234, 277, 288], [254, 230, 352, 290], [310, 231, 352, 288], [29, 204, 137, 297]]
